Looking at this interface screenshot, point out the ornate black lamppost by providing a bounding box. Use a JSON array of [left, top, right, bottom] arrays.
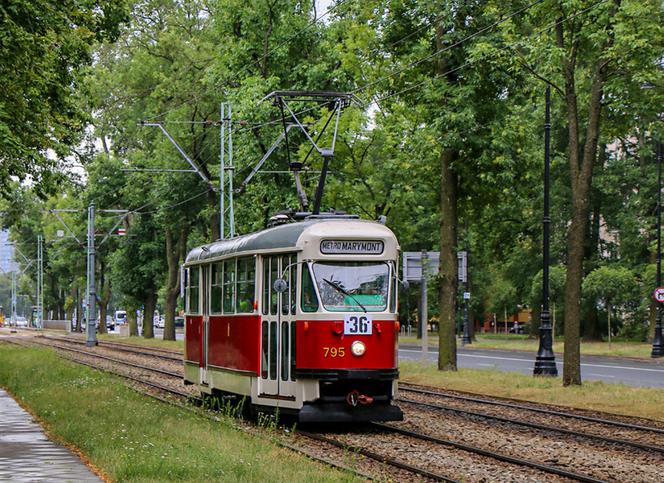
[[534, 86, 558, 376], [652, 141, 664, 358]]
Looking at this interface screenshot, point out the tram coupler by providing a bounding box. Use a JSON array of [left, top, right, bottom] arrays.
[[346, 389, 374, 407]]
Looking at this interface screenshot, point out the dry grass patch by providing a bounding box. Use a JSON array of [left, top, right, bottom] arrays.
[[400, 361, 664, 421]]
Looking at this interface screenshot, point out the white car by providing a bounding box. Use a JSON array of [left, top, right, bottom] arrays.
[[14, 316, 28, 327]]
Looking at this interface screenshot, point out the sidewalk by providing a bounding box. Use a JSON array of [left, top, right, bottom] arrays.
[[0, 389, 101, 482]]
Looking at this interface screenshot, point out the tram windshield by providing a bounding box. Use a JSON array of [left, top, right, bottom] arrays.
[[311, 262, 390, 312]]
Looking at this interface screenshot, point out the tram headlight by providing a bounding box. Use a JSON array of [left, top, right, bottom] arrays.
[[351, 340, 366, 357]]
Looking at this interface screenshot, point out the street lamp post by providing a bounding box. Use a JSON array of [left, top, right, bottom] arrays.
[[652, 141, 664, 358], [534, 86, 558, 376]]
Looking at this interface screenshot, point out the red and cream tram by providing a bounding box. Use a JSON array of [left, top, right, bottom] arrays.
[[182, 214, 403, 422]]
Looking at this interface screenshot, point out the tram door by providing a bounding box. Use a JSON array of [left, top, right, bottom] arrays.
[[260, 255, 297, 398], [200, 265, 210, 385]]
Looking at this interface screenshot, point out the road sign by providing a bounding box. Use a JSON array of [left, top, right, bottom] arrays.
[[463, 292, 471, 300], [402, 251, 440, 282], [654, 287, 664, 303], [117, 228, 126, 236], [457, 251, 467, 282]]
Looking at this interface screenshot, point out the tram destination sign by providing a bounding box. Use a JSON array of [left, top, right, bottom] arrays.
[[320, 240, 384, 255]]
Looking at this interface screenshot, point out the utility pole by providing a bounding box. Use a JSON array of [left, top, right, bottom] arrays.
[[220, 102, 235, 239], [534, 86, 558, 376], [10, 271, 16, 333], [37, 235, 43, 329], [652, 141, 663, 357], [86, 204, 97, 347]]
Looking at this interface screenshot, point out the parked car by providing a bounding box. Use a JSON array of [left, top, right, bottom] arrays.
[[114, 310, 127, 325], [175, 316, 185, 328], [15, 316, 28, 327], [156, 316, 165, 329], [106, 315, 115, 331]]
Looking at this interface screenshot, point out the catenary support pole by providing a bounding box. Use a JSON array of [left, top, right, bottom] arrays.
[[10, 271, 16, 333], [534, 86, 558, 376], [652, 141, 663, 357], [86, 204, 97, 347], [37, 235, 43, 329]]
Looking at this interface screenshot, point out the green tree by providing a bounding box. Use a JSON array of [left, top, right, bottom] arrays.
[[583, 265, 637, 344], [0, 0, 128, 197]]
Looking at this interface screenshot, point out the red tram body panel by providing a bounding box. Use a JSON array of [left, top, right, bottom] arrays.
[[295, 320, 397, 370], [207, 315, 261, 374]]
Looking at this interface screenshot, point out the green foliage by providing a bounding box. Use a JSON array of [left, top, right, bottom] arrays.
[[0, 0, 129, 197]]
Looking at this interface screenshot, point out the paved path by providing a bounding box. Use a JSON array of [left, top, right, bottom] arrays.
[[400, 345, 664, 388], [0, 389, 101, 482]]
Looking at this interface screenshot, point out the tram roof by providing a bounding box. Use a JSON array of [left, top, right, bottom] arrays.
[[185, 218, 396, 264]]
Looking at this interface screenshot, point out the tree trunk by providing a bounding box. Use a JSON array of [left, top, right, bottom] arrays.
[[127, 305, 138, 337], [143, 290, 156, 339], [559, 0, 618, 385], [563, 66, 605, 386], [97, 262, 110, 334], [164, 225, 189, 341], [438, 148, 458, 370]]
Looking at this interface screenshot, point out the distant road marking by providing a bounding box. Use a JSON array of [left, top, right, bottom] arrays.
[[588, 373, 614, 378], [399, 349, 664, 373]]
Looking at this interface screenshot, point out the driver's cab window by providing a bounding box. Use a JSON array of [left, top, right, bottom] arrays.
[[301, 263, 319, 313]]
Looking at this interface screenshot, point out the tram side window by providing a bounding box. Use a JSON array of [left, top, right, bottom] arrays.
[[270, 257, 278, 315], [236, 257, 256, 313], [222, 259, 236, 314], [281, 255, 293, 316], [301, 263, 319, 313], [188, 266, 200, 314], [262, 257, 269, 316], [211, 263, 223, 314]]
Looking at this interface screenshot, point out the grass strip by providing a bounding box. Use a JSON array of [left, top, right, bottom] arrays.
[[400, 334, 653, 358], [0, 343, 356, 482], [400, 361, 664, 421]]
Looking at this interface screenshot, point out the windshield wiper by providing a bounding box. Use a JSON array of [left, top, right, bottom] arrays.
[[322, 278, 367, 313]]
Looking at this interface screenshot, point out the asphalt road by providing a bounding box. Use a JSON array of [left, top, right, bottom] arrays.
[[399, 345, 664, 388]]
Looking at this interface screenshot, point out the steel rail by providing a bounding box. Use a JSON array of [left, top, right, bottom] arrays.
[[298, 430, 456, 482], [34, 338, 183, 378], [399, 397, 664, 455], [42, 335, 183, 362], [373, 423, 607, 483], [399, 383, 664, 435]]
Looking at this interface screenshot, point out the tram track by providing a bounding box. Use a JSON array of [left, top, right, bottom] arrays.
[[398, 383, 664, 449], [373, 423, 605, 483], [41, 334, 183, 362]]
